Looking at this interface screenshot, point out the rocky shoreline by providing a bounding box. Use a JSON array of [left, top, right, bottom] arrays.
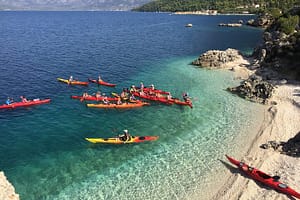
[[192, 48, 276, 104], [0, 172, 19, 200], [192, 6, 300, 200]]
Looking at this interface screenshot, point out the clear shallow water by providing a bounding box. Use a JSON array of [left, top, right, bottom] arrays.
[[0, 11, 264, 199]]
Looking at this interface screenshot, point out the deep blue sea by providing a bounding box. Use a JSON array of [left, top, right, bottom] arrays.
[[0, 11, 264, 200]]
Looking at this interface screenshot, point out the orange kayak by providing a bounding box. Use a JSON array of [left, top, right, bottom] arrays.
[[86, 102, 150, 108]]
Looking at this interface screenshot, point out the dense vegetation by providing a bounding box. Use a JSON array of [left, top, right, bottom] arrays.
[[133, 0, 299, 13]]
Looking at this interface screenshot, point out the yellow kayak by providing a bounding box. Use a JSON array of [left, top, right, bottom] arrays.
[[57, 78, 89, 86], [85, 136, 159, 144], [86, 102, 149, 109]]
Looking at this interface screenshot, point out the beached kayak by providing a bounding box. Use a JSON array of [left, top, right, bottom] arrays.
[[57, 78, 89, 86], [85, 135, 159, 144], [0, 99, 51, 109], [226, 155, 300, 199], [86, 102, 150, 108], [88, 78, 116, 87], [71, 95, 118, 101]]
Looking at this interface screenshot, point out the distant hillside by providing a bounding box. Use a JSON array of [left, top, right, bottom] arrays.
[[133, 0, 299, 13], [0, 0, 152, 11]]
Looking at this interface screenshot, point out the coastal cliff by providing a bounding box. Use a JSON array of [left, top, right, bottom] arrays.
[[0, 172, 19, 200]]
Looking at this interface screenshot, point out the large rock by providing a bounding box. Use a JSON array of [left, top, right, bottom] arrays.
[[260, 131, 300, 157], [227, 75, 275, 104], [192, 48, 243, 68], [282, 131, 300, 157], [0, 172, 19, 200], [247, 13, 274, 28]]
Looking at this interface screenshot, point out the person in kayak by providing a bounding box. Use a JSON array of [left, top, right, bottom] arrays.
[[130, 85, 137, 93], [166, 93, 172, 100], [102, 96, 109, 105], [183, 92, 191, 102], [129, 94, 136, 101], [150, 84, 155, 90], [20, 96, 28, 103], [82, 92, 89, 98], [140, 82, 144, 92], [116, 97, 122, 105], [98, 75, 102, 82], [95, 91, 101, 99], [119, 130, 131, 142], [68, 76, 73, 85], [6, 97, 13, 105], [120, 89, 127, 100]]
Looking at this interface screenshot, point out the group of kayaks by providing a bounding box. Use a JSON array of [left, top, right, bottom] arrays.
[[69, 79, 193, 109], [225, 155, 300, 199]]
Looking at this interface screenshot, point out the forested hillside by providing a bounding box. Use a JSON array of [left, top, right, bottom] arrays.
[[133, 0, 299, 13]]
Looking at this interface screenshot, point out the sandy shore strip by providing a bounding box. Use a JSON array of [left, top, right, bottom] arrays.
[[211, 60, 300, 199]]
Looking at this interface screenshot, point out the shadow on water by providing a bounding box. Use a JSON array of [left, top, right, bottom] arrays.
[[219, 159, 297, 200]]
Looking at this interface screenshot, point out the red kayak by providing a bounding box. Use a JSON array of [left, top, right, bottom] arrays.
[[132, 92, 173, 105], [168, 98, 193, 108], [88, 78, 116, 87], [0, 99, 51, 109], [71, 95, 118, 101], [226, 155, 300, 199], [136, 87, 170, 95]]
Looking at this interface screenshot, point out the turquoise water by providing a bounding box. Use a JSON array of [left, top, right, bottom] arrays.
[[0, 12, 264, 199]]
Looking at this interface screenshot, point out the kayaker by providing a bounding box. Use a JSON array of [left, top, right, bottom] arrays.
[[140, 82, 144, 92], [120, 90, 127, 99], [130, 85, 137, 93], [166, 93, 172, 100], [119, 129, 130, 141], [116, 97, 122, 105], [20, 96, 28, 103], [82, 92, 89, 98], [183, 92, 191, 102], [68, 76, 73, 85], [150, 84, 155, 90], [103, 96, 109, 105], [95, 91, 101, 99], [98, 75, 102, 82], [129, 94, 136, 101], [6, 97, 13, 105]]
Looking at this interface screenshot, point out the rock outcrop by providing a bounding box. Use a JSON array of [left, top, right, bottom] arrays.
[[252, 7, 300, 81], [192, 48, 244, 68], [0, 171, 19, 200], [247, 13, 274, 28], [282, 131, 300, 157], [227, 75, 275, 104], [260, 131, 300, 157]]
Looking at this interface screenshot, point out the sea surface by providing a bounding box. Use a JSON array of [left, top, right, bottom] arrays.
[[0, 11, 264, 200]]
